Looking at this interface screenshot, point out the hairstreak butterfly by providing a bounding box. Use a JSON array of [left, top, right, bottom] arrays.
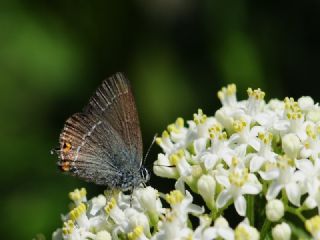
[[52, 73, 149, 191]]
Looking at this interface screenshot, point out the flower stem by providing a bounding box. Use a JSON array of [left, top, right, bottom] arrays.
[[285, 206, 306, 223], [246, 195, 254, 225], [260, 219, 271, 239]]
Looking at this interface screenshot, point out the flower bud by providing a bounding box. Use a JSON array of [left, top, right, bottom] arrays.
[[272, 222, 291, 240], [134, 187, 160, 226], [298, 96, 314, 111], [282, 133, 301, 159], [215, 109, 234, 133], [303, 196, 317, 209], [197, 174, 216, 209], [307, 108, 320, 122], [266, 199, 284, 222]]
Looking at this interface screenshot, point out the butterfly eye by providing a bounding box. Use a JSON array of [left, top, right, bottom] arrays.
[[63, 142, 72, 152]]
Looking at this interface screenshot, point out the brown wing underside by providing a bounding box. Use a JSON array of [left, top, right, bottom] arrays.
[[57, 73, 143, 177]]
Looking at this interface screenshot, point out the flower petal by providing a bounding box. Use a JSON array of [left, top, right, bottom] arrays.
[[266, 182, 282, 200], [285, 183, 301, 206], [234, 195, 246, 216], [202, 153, 218, 170], [216, 190, 232, 209], [259, 169, 279, 180], [217, 228, 235, 240], [250, 156, 265, 172], [203, 227, 218, 240], [194, 138, 207, 155], [295, 159, 313, 173], [242, 183, 262, 195], [215, 175, 230, 188]]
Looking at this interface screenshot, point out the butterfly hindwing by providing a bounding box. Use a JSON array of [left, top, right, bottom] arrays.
[[57, 73, 143, 187]]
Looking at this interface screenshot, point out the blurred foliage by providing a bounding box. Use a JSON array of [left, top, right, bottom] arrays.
[[0, 0, 320, 239]]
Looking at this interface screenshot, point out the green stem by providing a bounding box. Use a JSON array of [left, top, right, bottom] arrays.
[[281, 189, 288, 205], [285, 206, 306, 223], [246, 195, 254, 226], [260, 219, 271, 239]]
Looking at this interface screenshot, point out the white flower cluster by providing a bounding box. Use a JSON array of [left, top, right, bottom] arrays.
[[53, 84, 320, 239], [53, 185, 258, 240], [154, 85, 320, 239]]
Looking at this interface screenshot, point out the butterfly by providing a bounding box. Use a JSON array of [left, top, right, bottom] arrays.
[[52, 73, 149, 191]]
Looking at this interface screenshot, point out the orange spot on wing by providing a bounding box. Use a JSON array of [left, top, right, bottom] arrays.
[[60, 161, 71, 172], [63, 142, 72, 153]]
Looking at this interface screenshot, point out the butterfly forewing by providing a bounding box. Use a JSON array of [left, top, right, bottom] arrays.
[[84, 73, 143, 164], [57, 73, 143, 187]]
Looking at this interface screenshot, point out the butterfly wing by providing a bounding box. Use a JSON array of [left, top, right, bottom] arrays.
[[57, 73, 143, 187]]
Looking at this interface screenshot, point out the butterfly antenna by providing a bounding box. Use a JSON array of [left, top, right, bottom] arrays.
[[142, 134, 158, 166], [143, 134, 175, 168]]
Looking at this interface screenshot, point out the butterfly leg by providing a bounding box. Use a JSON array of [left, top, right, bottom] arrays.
[[129, 186, 134, 207]]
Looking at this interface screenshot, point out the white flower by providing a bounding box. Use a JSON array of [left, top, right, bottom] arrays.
[[282, 133, 302, 159], [217, 84, 238, 108], [132, 187, 163, 225], [191, 109, 218, 138], [61, 219, 95, 240], [200, 123, 234, 170], [69, 188, 87, 206], [296, 159, 320, 213], [282, 97, 307, 140], [272, 222, 291, 240], [125, 208, 151, 237], [298, 96, 314, 111], [234, 218, 259, 240], [104, 197, 129, 237], [165, 189, 203, 220], [305, 215, 320, 240], [127, 226, 149, 240], [216, 166, 262, 216], [191, 137, 208, 163], [153, 189, 203, 240], [306, 181, 320, 213], [197, 174, 216, 210], [166, 117, 188, 143], [155, 130, 175, 154], [151, 213, 192, 240], [169, 149, 192, 177], [248, 131, 277, 172], [69, 203, 90, 228], [306, 105, 320, 123], [300, 123, 320, 160], [255, 99, 288, 134], [229, 116, 262, 151], [266, 199, 284, 222], [245, 88, 265, 118], [260, 156, 304, 206], [90, 195, 106, 215], [203, 216, 235, 240], [153, 153, 179, 179]]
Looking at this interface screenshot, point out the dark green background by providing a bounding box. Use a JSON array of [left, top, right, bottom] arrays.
[[1, 1, 320, 239]]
